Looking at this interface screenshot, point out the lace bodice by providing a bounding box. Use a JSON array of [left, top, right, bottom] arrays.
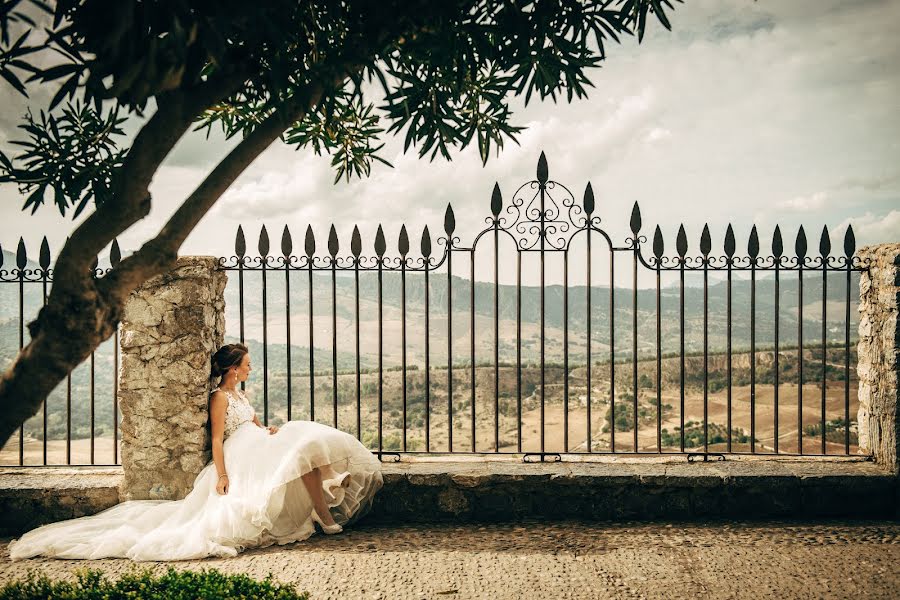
[[216, 388, 255, 437]]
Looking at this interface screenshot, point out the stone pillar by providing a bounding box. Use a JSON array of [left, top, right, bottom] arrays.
[[118, 256, 226, 500], [857, 244, 900, 475]]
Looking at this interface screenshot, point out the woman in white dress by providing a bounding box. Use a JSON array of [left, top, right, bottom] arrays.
[[8, 343, 384, 561]]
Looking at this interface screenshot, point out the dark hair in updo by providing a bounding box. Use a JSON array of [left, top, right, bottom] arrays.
[[211, 343, 249, 379]]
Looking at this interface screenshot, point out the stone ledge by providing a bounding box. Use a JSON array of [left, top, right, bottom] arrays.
[[1, 458, 896, 536], [0, 467, 122, 537]]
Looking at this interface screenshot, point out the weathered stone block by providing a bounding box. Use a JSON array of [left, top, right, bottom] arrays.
[[118, 256, 225, 501], [856, 244, 900, 476]]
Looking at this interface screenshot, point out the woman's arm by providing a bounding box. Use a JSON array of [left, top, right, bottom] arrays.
[[252, 413, 278, 434], [209, 391, 229, 494]]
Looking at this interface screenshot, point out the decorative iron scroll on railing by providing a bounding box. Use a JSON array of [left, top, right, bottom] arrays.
[[0, 237, 122, 467], [217, 153, 868, 463]]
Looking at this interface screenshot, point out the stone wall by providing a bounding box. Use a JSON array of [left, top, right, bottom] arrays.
[[2, 460, 896, 535], [118, 256, 226, 500], [857, 244, 900, 475]]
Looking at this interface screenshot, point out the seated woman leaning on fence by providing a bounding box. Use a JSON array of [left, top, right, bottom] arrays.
[[9, 342, 384, 561]]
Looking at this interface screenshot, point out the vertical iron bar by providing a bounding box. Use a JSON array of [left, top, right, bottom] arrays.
[[494, 224, 500, 452], [42, 274, 48, 465], [774, 259, 780, 453], [18, 270, 24, 464], [727, 257, 732, 452], [378, 256, 383, 455], [332, 260, 338, 429], [516, 250, 522, 453], [307, 259, 314, 423], [262, 257, 268, 425], [703, 256, 709, 454], [610, 251, 616, 452], [470, 250, 476, 453], [798, 262, 804, 454], [114, 327, 119, 465], [354, 260, 361, 440], [633, 244, 639, 453], [238, 259, 245, 344], [679, 255, 685, 453], [564, 249, 569, 453], [425, 264, 431, 452], [821, 261, 827, 455], [447, 248, 453, 452], [586, 227, 592, 453], [66, 363, 71, 465], [402, 257, 408, 451], [238, 258, 245, 390], [540, 185, 546, 457], [656, 260, 662, 452], [751, 257, 756, 452], [90, 350, 95, 464], [844, 261, 851, 454], [285, 260, 292, 422]]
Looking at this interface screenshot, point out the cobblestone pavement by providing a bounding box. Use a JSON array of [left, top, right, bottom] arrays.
[[2, 519, 898, 599]]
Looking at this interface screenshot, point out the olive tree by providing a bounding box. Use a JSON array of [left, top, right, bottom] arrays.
[[0, 0, 679, 447]]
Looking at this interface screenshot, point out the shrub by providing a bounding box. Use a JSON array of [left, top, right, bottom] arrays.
[[601, 404, 634, 433], [0, 567, 309, 600]]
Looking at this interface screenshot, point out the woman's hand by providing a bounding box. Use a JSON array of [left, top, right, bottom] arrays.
[[267, 425, 279, 435], [216, 474, 229, 495]]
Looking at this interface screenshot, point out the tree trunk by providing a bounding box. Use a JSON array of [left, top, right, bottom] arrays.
[[0, 279, 122, 447], [0, 74, 339, 451], [0, 72, 254, 450]]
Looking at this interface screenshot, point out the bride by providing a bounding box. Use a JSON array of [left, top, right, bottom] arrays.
[[8, 342, 384, 561]]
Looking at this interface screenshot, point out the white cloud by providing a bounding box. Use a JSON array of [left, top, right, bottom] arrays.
[[835, 210, 900, 248], [213, 154, 329, 221], [645, 127, 671, 143], [778, 191, 828, 212]]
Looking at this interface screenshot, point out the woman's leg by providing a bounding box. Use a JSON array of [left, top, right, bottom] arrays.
[[300, 467, 338, 526]]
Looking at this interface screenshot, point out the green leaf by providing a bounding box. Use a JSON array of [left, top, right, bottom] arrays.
[[30, 61, 77, 83], [22, 184, 45, 214], [71, 188, 91, 218], [0, 68, 27, 95]]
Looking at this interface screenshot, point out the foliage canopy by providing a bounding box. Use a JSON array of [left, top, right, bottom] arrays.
[[0, 0, 680, 196], [0, 0, 679, 450]]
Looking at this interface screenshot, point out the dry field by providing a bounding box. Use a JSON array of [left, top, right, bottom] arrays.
[[0, 380, 858, 465], [0, 436, 119, 466], [1, 355, 860, 466]]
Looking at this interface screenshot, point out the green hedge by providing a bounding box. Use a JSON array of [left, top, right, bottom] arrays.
[[0, 567, 309, 600]]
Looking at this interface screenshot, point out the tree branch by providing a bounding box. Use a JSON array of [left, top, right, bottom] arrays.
[[49, 70, 250, 297], [99, 76, 338, 303], [0, 70, 250, 449]]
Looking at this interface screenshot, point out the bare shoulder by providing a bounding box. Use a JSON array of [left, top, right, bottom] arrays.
[[209, 390, 227, 411]]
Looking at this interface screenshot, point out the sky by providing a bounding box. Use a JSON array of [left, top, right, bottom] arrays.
[[1, 0, 898, 289]]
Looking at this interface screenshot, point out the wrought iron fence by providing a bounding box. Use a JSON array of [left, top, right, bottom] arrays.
[[217, 153, 867, 462], [0, 153, 868, 465], [0, 239, 122, 466]]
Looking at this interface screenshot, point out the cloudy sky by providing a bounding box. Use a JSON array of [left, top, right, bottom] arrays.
[[1, 0, 898, 289]]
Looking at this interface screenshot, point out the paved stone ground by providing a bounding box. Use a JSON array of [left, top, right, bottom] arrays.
[[1, 519, 898, 599]]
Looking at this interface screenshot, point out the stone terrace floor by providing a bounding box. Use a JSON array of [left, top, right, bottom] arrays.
[[2, 519, 899, 599]]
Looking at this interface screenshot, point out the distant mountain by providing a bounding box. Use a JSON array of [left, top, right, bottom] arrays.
[[3, 247, 862, 368], [223, 267, 860, 365]]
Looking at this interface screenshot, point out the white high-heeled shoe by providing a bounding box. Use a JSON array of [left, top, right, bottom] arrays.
[[311, 510, 343, 535]]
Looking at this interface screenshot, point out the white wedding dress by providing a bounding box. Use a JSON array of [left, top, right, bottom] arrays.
[[8, 388, 384, 561]]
